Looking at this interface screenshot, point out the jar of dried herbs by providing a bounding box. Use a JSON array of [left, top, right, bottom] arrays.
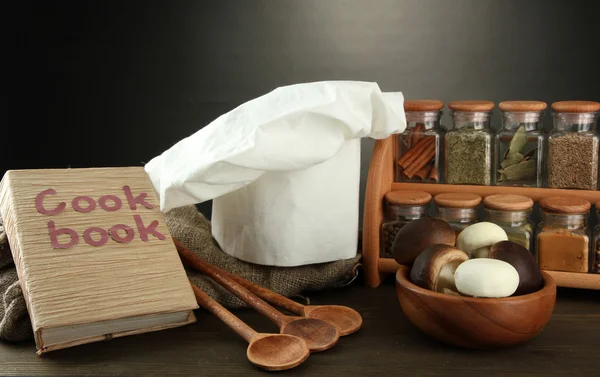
[[380, 190, 431, 258], [536, 197, 591, 273], [495, 101, 546, 187], [433, 193, 481, 237], [591, 201, 600, 273], [547, 101, 600, 190], [484, 194, 535, 251], [395, 100, 444, 183], [444, 100, 494, 185]]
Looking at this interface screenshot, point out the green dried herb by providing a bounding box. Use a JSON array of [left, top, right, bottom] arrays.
[[523, 148, 537, 161], [446, 131, 491, 185], [501, 152, 524, 169], [498, 126, 537, 183], [498, 159, 536, 182], [506, 126, 527, 159]]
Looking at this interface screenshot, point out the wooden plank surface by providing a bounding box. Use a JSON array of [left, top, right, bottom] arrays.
[[1, 276, 599, 376]]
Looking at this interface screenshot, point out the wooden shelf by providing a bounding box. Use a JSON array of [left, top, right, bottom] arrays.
[[361, 135, 600, 290], [391, 182, 600, 204]]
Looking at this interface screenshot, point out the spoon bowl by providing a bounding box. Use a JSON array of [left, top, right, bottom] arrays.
[[247, 333, 310, 371], [281, 317, 339, 352], [174, 239, 342, 353], [188, 282, 310, 371], [303, 305, 362, 336]]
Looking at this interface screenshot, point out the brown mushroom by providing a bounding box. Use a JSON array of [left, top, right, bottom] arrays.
[[488, 241, 544, 296], [392, 217, 456, 265], [410, 244, 468, 294]]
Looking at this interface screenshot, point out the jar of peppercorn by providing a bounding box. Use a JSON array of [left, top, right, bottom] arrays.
[[395, 100, 444, 183], [380, 190, 432, 258], [483, 194, 535, 251], [536, 197, 591, 273], [547, 101, 600, 190], [433, 193, 482, 237]]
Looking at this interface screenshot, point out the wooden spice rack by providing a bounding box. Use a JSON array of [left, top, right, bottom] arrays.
[[362, 135, 600, 290]]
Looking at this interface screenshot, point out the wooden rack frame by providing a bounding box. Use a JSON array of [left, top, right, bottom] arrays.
[[362, 135, 600, 290]]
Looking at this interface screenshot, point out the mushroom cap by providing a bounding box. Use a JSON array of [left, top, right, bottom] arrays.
[[456, 222, 508, 258], [392, 217, 456, 265], [410, 244, 468, 293], [454, 258, 520, 298], [489, 241, 544, 296]]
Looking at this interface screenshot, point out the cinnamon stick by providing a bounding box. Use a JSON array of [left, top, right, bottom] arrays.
[[405, 142, 436, 178], [428, 166, 439, 183], [406, 128, 415, 149], [410, 123, 425, 146], [397, 136, 434, 169], [414, 162, 433, 180]]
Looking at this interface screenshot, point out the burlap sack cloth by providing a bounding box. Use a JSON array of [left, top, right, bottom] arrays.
[[0, 205, 361, 343]]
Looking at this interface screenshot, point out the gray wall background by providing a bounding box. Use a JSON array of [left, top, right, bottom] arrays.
[[5, 0, 600, 224]]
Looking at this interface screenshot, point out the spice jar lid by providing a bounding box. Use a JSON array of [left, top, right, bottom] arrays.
[[448, 100, 495, 112], [434, 193, 482, 208], [404, 100, 445, 112], [483, 194, 534, 211], [498, 101, 547, 112], [551, 101, 600, 113], [539, 197, 591, 214], [385, 190, 432, 206]]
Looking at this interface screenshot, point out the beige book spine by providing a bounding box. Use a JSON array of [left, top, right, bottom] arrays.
[[0, 173, 40, 346]]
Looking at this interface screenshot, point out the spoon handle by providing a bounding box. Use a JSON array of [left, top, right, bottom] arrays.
[[207, 260, 305, 315], [189, 281, 256, 343], [175, 239, 285, 327]]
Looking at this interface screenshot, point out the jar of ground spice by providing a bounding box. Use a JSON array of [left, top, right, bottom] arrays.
[[536, 197, 591, 273], [395, 100, 444, 183], [592, 201, 600, 273], [444, 100, 495, 185], [380, 190, 432, 258], [433, 193, 481, 237], [495, 101, 547, 187], [547, 101, 600, 190], [484, 194, 535, 251]]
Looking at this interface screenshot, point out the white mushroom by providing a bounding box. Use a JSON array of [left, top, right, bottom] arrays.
[[456, 222, 508, 258], [454, 258, 520, 298]]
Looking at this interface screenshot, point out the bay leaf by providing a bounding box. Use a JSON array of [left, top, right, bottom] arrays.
[[501, 152, 524, 169], [523, 147, 538, 161], [501, 159, 536, 181], [507, 126, 527, 158]]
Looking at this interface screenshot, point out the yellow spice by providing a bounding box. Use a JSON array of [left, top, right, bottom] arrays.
[[537, 230, 588, 273]]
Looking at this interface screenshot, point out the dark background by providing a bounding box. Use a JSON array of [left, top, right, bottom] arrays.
[[5, 0, 600, 219]]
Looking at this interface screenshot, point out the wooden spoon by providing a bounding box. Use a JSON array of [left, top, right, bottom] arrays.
[[175, 240, 340, 352], [223, 273, 362, 336], [189, 281, 309, 371], [173, 238, 362, 335]]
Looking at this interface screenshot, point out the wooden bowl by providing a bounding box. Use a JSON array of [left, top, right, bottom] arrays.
[[395, 265, 557, 349]]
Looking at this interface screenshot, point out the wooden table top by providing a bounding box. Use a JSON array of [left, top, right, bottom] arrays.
[[1, 275, 599, 376]]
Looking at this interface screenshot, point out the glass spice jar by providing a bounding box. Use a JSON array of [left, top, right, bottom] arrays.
[[495, 101, 546, 187], [483, 194, 535, 251], [593, 201, 600, 274], [536, 197, 591, 273], [380, 190, 432, 258], [547, 101, 600, 190], [445, 100, 495, 185], [395, 100, 444, 183], [433, 193, 481, 237]]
